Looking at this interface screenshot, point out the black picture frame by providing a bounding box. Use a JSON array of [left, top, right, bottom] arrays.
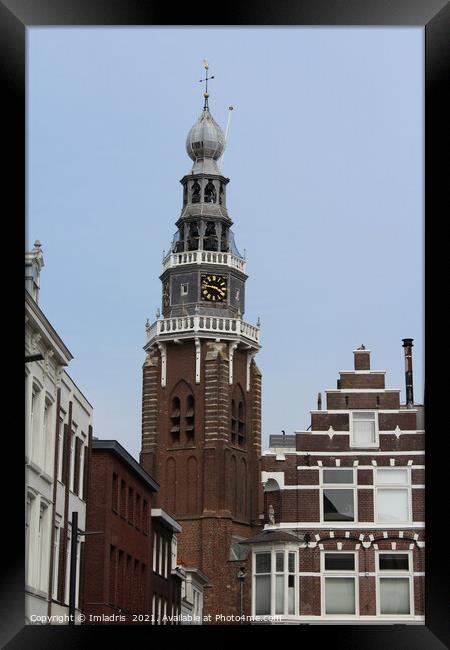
[[3, 1, 448, 648]]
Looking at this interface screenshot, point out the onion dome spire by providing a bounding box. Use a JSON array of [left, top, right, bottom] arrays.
[[186, 61, 225, 174]]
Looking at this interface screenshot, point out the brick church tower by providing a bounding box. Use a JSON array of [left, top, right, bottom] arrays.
[[140, 71, 262, 618]]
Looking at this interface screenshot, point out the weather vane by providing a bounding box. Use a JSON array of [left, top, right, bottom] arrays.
[[199, 59, 214, 110]]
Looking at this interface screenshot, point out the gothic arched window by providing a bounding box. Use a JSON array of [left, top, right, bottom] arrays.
[[231, 388, 246, 447], [219, 182, 224, 205], [238, 400, 246, 445], [191, 181, 201, 204], [170, 397, 181, 445], [231, 399, 238, 445], [204, 180, 216, 203]]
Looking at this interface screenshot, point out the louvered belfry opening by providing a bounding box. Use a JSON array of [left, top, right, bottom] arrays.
[[185, 395, 195, 443], [170, 397, 181, 445], [170, 393, 195, 446]]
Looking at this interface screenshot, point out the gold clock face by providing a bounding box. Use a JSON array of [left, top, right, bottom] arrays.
[[201, 274, 227, 302]]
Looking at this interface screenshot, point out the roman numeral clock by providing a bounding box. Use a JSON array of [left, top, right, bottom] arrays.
[[140, 62, 263, 619], [201, 274, 227, 302]]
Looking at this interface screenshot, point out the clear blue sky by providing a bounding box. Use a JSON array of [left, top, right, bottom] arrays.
[[27, 27, 424, 458]]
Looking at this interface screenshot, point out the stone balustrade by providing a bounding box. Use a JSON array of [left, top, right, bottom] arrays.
[[162, 250, 246, 273], [146, 315, 260, 347]]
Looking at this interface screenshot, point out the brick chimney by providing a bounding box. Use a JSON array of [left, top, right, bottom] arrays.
[[353, 345, 370, 370], [402, 338, 414, 408]]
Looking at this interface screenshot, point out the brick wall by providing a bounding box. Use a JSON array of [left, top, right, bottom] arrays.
[[83, 449, 156, 624]]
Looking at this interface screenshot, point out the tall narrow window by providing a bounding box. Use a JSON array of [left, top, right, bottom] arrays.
[[170, 397, 181, 445], [52, 522, 61, 600], [43, 397, 53, 474], [254, 552, 271, 615], [69, 424, 77, 492], [238, 400, 246, 445], [323, 552, 357, 615], [231, 400, 238, 445], [377, 552, 412, 615], [73, 437, 82, 495], [185, 395, 195, 443], [30, 386, 42, 465]]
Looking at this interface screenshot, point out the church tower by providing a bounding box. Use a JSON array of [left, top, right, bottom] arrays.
[[140, 66, 262, 617]]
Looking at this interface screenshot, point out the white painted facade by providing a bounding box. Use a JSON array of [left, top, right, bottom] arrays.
[[180, 567, 209, 624], [25, 243, 92, 624]]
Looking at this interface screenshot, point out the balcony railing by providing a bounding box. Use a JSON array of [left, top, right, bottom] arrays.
[[162, 250, 246, 273], [146, 315, 260, 346]]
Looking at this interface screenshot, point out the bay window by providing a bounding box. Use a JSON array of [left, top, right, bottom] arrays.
[[253, 548, 298, 617]]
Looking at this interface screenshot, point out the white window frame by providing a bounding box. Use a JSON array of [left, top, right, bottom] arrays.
[[30, 382, 43, 466], [374, 468, 412, 524], [321, 550, 359, 617], [320, 467, 357, 524], [350, 410, 379, 448], [26, 491, 38, 588], [376, 550, 414, 617], [38, 499, 51, 593], [252, 545, 299, 618]]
